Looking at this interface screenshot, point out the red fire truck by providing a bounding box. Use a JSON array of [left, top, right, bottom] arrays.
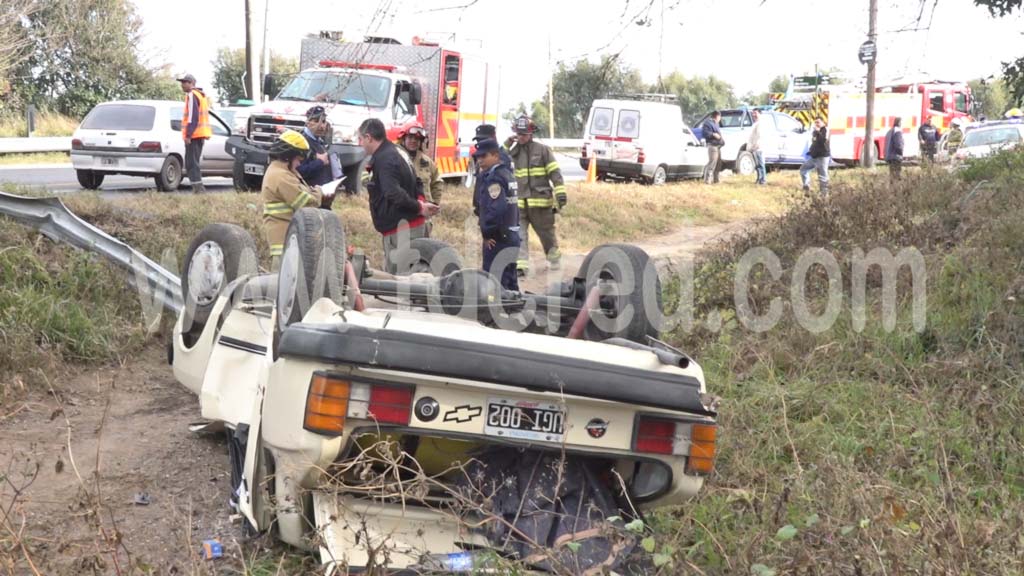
[[226, 34, 501, 192], [774, 75, 973, 163]]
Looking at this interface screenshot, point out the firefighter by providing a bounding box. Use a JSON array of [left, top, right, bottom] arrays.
[[473, 138, 520, 291], [507, 114, 565, 275], [177, 73, 211, 193], [398, 122, 443, 206], [261, 130, 324, 262], [946, 118, 964, 154], [1006, 108, 1024, 119]]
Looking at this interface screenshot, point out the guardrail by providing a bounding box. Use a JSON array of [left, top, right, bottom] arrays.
[[0, 137, 72, 154]]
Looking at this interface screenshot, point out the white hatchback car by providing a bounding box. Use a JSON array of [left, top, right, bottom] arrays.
[[71, 100, 234, 191]]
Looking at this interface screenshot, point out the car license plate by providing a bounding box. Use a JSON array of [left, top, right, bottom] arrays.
[[484, 397, 565, 442], [244, 163, 265, 175], [101, 157, 119, 166]]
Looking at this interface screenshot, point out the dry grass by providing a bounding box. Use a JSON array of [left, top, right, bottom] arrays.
[[0, 111, 79, 138]]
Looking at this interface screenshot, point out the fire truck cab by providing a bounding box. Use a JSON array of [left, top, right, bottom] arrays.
[[226, 35, 500, 192]]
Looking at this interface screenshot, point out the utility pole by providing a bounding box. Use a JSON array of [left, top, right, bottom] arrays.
[[262, 0, 271, 91], [548, 35, 555, 140], [244, 0, 261, 103], [862, 0, 878, 168]]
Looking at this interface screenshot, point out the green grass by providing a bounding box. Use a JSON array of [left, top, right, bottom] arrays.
[[0, 152, 70, 165], [648, 158, 1024, 575]]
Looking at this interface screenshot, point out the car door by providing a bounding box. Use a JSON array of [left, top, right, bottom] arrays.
[[680, 125, 706, 178], [773, 112, 808, 163], [203, 112, 234, 175]]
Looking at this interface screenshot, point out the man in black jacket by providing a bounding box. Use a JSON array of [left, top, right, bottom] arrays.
[[799, 118, 831, 195], [298, 106, 335, 188], [884, 117, 905, 182], [358, 119, 439, 273]]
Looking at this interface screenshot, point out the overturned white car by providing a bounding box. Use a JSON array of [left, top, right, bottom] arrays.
[[170, 208, 718, 573]]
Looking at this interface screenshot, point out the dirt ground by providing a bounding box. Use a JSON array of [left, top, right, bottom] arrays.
[[0, 219, 744, 575]]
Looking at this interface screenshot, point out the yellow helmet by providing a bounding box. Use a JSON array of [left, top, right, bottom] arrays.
[[278, 129, 310, 151], [1005, 107, 1023, 119]]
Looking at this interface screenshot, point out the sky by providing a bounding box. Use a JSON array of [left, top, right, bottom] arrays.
[[136, 0, 1023, 109]]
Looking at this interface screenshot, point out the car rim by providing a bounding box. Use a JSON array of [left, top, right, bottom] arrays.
[[167, 162, 179, 184], [654, 169, 666, 185], [277, 235, 301, 329], [740, 156, 754, 174], [188, 241, 226, 307]]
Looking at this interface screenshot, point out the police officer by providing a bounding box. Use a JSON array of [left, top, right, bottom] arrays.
[[507, 115, 565, 276], [261, 130, 324, 262], [297, 106, 335, 189], [473, 139, 520, 291]]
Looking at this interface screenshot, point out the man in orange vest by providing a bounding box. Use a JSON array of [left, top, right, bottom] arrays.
[[177, 73, 212, 193]]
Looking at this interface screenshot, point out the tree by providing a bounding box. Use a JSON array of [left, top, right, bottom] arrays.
[[0, 1, 36, 84], [974, 0, 1023, 106], [969, 77, 1009, 119], [9, 0, 181, 117], [528, 55, 646, 138], [658, 71, 738, 124], [768, 75, 789, 94], [211, 47, 299, 105]]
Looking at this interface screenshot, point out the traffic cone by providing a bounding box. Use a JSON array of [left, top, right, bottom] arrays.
[[586, 156, 597, 183]]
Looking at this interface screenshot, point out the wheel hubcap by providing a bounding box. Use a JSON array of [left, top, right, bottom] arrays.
[[740, 156, 754, 174], [188, 241, 226, 306], [654, 169, 666, 184]]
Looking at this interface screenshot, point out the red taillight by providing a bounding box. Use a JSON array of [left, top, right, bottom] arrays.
[[634, 416, 717, 475], [368, 385, 414, 425], [635, 417, 676, 454], [138, 141, 162, 153], [637, 147, 646, 164], [72, 138, 83, 150]]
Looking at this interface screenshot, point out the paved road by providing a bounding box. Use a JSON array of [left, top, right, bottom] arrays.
[[0, 153, 585, 195]]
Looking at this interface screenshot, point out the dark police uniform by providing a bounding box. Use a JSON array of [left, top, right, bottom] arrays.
[[474, 141, 521, 291]]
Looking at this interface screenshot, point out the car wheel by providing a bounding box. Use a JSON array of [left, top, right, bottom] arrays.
[[393, 238, 463, 277], [232, 157, 263, 192], [735, 151, 755, 176], [342, 156, 370, 195], [576, 243, 662, 344], [276, 207, 346, 330], [181, 223, 258, 335], [154, 156, 183, 191], [650, 165, 668, 186], [76, 170, 104, 190]]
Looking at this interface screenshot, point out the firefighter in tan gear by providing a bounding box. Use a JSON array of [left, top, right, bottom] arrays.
[[507, 115, 566, 274], [398, 122, 443, 204], [261, 130, 323, 261]]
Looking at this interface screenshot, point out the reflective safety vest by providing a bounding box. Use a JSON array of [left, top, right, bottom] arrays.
[[182, 89, 212, 140], [261, 161, 323, 257], [508, 139, 565, 209]]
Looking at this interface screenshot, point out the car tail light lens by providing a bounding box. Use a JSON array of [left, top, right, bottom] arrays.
[[71, 138, 83, 150], [304, 373, 414, 436], [633, 416, 717, 475], [637, 147, 646, 164], [138, 141, 162, 153]]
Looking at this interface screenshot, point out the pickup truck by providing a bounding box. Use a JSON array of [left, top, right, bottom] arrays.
[[693, 108, 811, 175], [171, 209, 719, 573]]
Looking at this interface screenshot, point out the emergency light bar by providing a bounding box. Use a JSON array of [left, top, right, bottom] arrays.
[[319, 60, 398, 73]]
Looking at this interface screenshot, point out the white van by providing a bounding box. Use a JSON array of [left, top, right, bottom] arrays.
[[580, 97, 707, 185]]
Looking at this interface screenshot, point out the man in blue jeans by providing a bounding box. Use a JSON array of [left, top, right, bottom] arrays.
[[748, 109, 767, 185], [800, 118, 830, 195]]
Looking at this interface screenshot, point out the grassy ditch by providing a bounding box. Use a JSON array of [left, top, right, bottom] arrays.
[[0, 111, 78, 138], [0, 178, 785, 394], [0, 152, 71, 165], [648, 156, 1024, 574]]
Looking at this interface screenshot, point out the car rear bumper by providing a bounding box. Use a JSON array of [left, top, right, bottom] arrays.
[[578, 158, 649, 179], [71, 150, 165, 174]]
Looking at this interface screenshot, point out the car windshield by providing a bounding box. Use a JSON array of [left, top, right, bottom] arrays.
[[717, 111, 747, 128], [963, 127, 1022, 148], [276, 71, 391, 108], [80, 104, 155, 131]]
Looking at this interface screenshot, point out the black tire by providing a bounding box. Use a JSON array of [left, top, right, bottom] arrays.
[[393, 238, 463, 277], [276, 208, 347, 330], [735, 151, 755, 176], [182, 223, 259, 334], [76, 170, 104, 189], [232, 157, 264, 192], [154, 155, 183, 191], [576, 243, 662, 344], [342, 156, 370, 195]]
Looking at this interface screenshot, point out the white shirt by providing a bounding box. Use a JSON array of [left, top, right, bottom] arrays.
[[748, 117, 764, 152]]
